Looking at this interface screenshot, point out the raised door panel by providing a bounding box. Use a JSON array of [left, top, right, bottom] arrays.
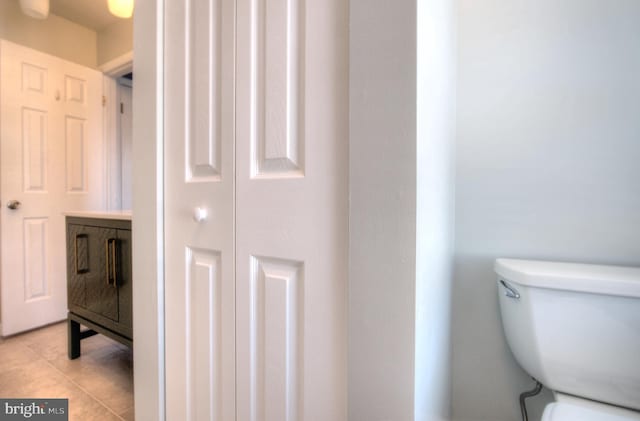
[[22, 108, 48, 192], [64, 116, 88, 193], [21, 62, 47, 97], [64, 75, 87, 105], [249, 0, 304, 178], [23, 218, 50, 301], [248, 257, 304, 421], [186, 248, 223, 421]]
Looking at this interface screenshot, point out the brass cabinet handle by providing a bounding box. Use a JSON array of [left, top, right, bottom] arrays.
[[105, 238, 119, 287], [74, 234, 88, 274], [111, 239, 118, 288], [105, 239, 111, 285], [74, 235, 79, 274]]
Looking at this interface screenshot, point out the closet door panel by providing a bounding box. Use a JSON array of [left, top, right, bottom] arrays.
[[164, 1, 236, 420], [236, 0, 349, 420]]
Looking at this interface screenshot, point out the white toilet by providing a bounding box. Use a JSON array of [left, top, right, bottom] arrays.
[[495, 258, 640, 421]]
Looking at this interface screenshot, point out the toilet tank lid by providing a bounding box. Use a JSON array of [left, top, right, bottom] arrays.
[[495, 258, 640, 298]]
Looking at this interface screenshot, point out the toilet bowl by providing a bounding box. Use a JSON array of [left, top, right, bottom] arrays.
[[495, 258, 640, 421]]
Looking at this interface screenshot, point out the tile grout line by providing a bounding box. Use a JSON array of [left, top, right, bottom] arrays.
[[26, 342, 127, 421], [40, 355, 126, 421]]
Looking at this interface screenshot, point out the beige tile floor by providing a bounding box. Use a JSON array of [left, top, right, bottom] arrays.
[[0, 322, 134, 421]]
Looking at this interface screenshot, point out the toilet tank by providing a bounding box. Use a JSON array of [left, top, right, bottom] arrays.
[[495, 258, 640, 411]]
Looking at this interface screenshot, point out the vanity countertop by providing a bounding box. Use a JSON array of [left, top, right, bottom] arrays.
[[63, 210, 132, 221]]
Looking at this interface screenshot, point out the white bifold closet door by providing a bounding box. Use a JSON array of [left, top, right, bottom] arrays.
[[164, 0, 348, 419]]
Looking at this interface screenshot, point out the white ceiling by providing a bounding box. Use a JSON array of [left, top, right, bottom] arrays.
[[49, 0, 123, 31]]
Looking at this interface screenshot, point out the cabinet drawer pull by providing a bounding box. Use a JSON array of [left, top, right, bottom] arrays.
[[105, 239, 111, 285], [111, 239, 118, 288], [105, 238, 118, 288], [74, 234, 88, 274]]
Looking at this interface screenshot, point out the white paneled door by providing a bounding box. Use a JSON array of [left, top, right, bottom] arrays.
[[165, 0, 348, 419], [0, 40, 104, 336]]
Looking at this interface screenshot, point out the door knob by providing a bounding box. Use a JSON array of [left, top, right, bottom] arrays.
[[193, 207, 208, 222], [7, 200, 21, 210]]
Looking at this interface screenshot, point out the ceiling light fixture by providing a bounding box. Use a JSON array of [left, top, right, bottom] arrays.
[[19, 0, 50, 20], [107, 0, 134, 19]]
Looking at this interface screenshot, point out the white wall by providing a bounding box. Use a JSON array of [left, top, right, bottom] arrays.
[[453, 1, 640, 420], [0, 0, 97, 68], [415, 0, 456, 420], [349, 0, 417, 417], [97, 19, 133, 67], [0, 1, 132, 70], [349, 0, 455, 419], [132, 0, 164, 419]]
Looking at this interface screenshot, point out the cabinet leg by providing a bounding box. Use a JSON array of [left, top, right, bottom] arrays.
[[68, 318, 81, 359]]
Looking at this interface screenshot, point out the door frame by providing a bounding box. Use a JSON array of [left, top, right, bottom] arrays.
[[132, 0, 165, 419], [102, 53, 133, 211]]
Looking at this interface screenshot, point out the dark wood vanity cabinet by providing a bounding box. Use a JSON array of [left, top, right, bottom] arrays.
[[66, 216, 132, 358]]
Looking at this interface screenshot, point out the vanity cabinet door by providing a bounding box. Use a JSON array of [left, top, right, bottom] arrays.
[[115, 228, 132, 336], [67, 224, 88, 310], [88, 226, 119, 322], [68, 224, 119, 321]]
